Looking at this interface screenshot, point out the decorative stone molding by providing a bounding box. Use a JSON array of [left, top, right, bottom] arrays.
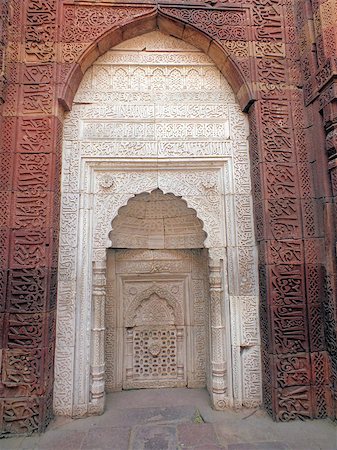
[[208, 258, 228, 409], [89, 261, 106, 415]]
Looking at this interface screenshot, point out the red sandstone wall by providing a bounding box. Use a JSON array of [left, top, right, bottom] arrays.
[[0, 0, 336, 435], [0, 0, 57, 435], [294, 0, 337, 420]]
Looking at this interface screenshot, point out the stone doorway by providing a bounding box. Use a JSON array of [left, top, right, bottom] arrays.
[[105, 191, 210, 392]]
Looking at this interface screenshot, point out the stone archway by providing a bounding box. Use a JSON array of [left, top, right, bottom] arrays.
[[54, 31, 261, 418]]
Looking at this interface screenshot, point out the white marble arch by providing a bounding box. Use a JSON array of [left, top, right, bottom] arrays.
[[54, 31, 261, 417]]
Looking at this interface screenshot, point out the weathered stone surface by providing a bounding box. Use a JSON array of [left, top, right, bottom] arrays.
[[0, 0, 336, 435]]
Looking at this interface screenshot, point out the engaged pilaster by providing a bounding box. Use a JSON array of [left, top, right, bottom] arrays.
[[208, 258, 228, 410]]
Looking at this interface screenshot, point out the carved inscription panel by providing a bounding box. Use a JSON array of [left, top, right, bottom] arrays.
[[67, 30, 246, 158]]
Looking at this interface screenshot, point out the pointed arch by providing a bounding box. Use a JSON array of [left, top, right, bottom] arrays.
[[59, 9, 254, 113]]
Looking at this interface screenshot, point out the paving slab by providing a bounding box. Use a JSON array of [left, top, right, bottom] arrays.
[[177, 423, 219, 448], [81, 426, 131, 450], [227, 443, 289, 450], [35, 429, 87, 450], [0, 388, 336, 450], [130, 424, 177, 450], [93, 405, 197, 428]]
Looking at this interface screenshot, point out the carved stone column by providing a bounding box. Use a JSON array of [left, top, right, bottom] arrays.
[[176, 327, 185, 382], [124, 328, 133, 386], [208, 258, 227, 410], [89, 261, 107, 415]]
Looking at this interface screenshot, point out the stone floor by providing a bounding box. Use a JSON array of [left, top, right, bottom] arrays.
[[1, 388, 336, 450]]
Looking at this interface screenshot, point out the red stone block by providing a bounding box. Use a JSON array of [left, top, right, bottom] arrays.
[[270, 304, 309, 354], [0, 151, 14, 191], [9, 228, 52, 269], [58, 63, 84, 111], [20, 83, 55, 116], [301, 198, 324, 239], [259, 298, 272, 352], [267, 264, 306, 307], [312, 385, 333, 419], [258, 264, 267, 304], [13, 153, 54, 193], [0, 312, 4, 348], [49, 268, 58, 312], [0, 227, 10, 269], [273, 353, 311, 389], [303, 239, 325, 265], [305, 264, 324, 304], [57, 62, 79, 87], [266, 240, 303, 265], [274, 385, 313, 421], [1, 397, 41, 436], [52, 191, 61, 230], [264, 162, 299, 200], [78, 45, 101, 76], [22, 64, 56, 85], [259, 101, 296, 164], [98, 26, 124, 56], [16, 116, 59, 154], [7, 268, 49, 313], [0, 270, 6, 313], [298, 163, 315, 201], [2, 83, 20, 116], [122, 13, 157, 44], [2, 348, 45, 397], [46, 310, 56, 345], [252, 198, 265, 241], [51, 228, 60, 268], [157, 14, 185, 40], [261, 346, 273, 388], [0, 192, 11, 228], [310, 351, 331, 386], [40, 388, 54, 432], [265, 198, 302, 240], [44, 343, 55, 392], [4, 312, 45, 349], [251, 163, 263, 207], [321, 26, 337, 59], [182, 25, 211, 54], [307, 303, 326, 352], [258, 241, 267, 266], [12, 191, 53, 229], [330, 164, 337, 197], [3, 61, 20, 85]]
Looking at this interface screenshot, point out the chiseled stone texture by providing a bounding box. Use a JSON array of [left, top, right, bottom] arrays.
[[2, 0, 336, 436]]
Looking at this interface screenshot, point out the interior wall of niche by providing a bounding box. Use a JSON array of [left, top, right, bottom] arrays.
[[54, 30, 261, 417], [105, 190, 211, 393]]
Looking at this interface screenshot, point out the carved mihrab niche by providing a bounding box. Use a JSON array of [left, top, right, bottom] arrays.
[[54, 31, 261, 417]]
